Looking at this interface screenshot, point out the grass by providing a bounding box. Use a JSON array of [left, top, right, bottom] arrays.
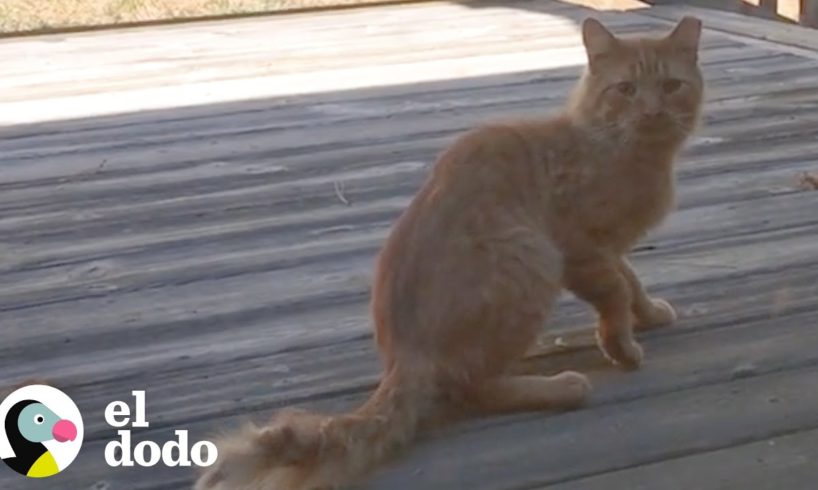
[[0, 0, 405, 34]]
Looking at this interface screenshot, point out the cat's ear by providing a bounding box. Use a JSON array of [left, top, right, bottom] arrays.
[[581, 18, 619, 66], [667, 16, 702, 59]]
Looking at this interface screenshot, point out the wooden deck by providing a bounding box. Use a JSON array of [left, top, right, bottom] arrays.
[[2, 1, 818, 488]]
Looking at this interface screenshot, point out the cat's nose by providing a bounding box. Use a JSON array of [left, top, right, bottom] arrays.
[[636, 112, 668, 131], [642, 107, 663, 118], [640, 111, 667, 123]]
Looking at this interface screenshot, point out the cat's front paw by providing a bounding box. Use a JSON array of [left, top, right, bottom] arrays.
[[597, 333, 644, 371], [636, 298, 677, 330]]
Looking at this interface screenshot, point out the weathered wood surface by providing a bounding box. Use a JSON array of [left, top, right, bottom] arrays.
[[1, 1, 818, 489], [648, 0, 818, 29], [645, 2, 818, 53]]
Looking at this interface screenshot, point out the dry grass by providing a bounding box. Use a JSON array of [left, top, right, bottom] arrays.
[[0, 0, 402, 34]]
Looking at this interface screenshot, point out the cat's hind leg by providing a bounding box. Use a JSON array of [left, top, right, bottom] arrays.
[[468, 373, 591, 414]]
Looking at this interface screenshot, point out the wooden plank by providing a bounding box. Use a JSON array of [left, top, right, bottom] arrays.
[[3, 181, 818, 315], [4, 286, 818, 489], [1, 47, 813, 194], [9, 0, 785, 126], [0, 0, 613, 125], [542, 427, 818, 490], [642, 4, 818, 55], [364, 366, 818, 489]]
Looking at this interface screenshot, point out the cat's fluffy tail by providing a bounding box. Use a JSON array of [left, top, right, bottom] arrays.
[[195, 366, 434, 490]]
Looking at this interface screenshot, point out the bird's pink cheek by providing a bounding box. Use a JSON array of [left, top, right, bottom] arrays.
[[52, 420, 77, 443]]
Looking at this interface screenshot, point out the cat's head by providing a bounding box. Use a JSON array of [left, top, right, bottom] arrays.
[[568, 16, 704, 143]]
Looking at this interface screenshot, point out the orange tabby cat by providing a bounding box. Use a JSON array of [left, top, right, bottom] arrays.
[[196, 16, 704, 490]]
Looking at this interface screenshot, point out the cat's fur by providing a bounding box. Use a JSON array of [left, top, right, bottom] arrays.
[[195, 16, 705, 490]]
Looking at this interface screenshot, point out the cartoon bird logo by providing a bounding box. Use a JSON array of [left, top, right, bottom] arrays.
[[1, 385, 83, 478]]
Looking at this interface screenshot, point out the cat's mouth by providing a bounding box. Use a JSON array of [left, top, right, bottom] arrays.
[[634, 115, 679, 135]]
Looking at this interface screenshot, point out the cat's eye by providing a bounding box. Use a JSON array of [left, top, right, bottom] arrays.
[[662, 79, 683, 94], [616, 81, 636, 96]]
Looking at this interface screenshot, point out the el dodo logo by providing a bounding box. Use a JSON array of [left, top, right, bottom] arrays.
[[0, 385, 83, 478], [1, 387, 216, 478], [104, 391, 217, 468]]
